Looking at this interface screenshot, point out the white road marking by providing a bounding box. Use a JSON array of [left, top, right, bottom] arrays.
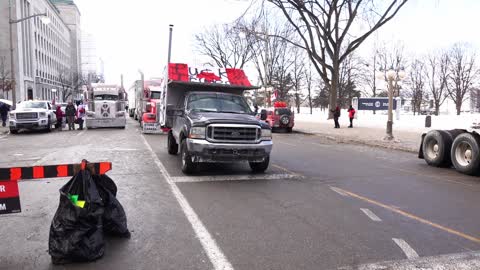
[[392, 238, 419, 259], [330, 186, 349, 197], [360, 208, 382, 222], [75, 130, 86, 137], [141, 135, 233, 270], [13, 153, 24, 156], [340, 251, 480, 270], [171, 173, 300, 183]]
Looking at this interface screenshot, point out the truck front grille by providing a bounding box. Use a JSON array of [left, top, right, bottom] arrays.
[[207, 125, 260, 143], [16, 112, 38, 120]]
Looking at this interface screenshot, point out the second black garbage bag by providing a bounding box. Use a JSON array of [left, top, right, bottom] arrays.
[[94, 174, 130, 238], [48, 169, 105, 264]]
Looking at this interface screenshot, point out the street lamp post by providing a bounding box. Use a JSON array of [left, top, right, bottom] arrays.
[[377, 68, 406, 140], [8, 0, 50, 109]]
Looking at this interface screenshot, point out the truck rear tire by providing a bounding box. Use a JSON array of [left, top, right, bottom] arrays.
[[181, 139, 196, 174], [451, 133, 480, 175], [422, 130, 453, 167], [249, 156, 270, 173], [168, 131, 178, 155]]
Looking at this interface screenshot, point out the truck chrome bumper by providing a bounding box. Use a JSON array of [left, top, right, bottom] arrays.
[[86, 118, 126, 128], [186, 138, 273, 163], [9, 118, 49, 130]]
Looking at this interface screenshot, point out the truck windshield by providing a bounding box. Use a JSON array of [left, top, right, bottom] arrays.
[[187, 93, 252, 114], [18, 102, 47, 109], [94, 94, 118, 101], [150, 92, 161, 99]]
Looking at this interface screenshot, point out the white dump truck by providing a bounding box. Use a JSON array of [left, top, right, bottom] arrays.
[[85, 84, 127, 129], [419, 124, 480, 175]]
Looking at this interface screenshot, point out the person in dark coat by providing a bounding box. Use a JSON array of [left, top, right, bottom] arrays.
[[348, 105, 356, 128], [65, 101, 76, 130], [331, 105, 341, 128], [55, 105, 63, 130], [0, 102, 10, 127]]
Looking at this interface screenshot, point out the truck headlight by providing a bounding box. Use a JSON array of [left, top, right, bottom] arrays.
[[39, 112, 47, 117], [261, 129, 272, 140], [116, 111, 125, 117], [87, 111, 95, 117], [189, 127, 206, 139], [9, 113, 15, 119]]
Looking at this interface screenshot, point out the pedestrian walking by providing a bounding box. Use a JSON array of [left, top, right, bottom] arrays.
[[331, 105, 341, 128], [348, 105, 356, 128], [65, 101, 76, 130], [77, 101, 86, 130], [55, 105, 63, 130], [0, 102, 10, 127]]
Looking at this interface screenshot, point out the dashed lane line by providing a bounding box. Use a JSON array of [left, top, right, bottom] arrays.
[[392, 238, 420, 259], [141, 135, 234, 270], [276, 141, 297, 147], [171, 173, 300, 183], [329, 186, 349, 197], [332, 186, 480, 244], [360, 208, 382, 222]]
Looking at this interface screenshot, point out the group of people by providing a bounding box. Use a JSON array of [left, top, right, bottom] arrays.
[[331, 105, 356, 129], [55, 100, 86, 131]]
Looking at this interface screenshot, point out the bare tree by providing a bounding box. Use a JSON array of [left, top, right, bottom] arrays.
[[291, 47, 305, 113], [195, 20, 255, 69], [446, 43, 479, 115], [58, 70, 84, 102], [268, 0, 408, 117], [407, 59, 427, 115], [304, 61, 315, 114], [424, 51, 449, 115], [376, 41, 407, 97], [338, 52, 363, 107], [0, 56, 13, 99]]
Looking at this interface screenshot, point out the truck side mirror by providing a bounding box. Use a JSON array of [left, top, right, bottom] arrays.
[[260, 109, 267, 121]]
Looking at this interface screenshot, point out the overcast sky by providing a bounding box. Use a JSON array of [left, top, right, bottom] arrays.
[[75, 0, 480, 88]]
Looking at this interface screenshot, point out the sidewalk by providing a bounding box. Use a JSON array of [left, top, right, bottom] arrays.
[[0, 125, 8, 134], [294, 120, 422, 153]]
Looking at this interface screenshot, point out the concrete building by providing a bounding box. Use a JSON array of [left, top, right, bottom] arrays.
[[81, 31, 104, 83], [0, 0, 81, 104], [50, 0, 81, 77]]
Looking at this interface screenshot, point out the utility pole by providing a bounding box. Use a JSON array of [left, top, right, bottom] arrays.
[[168, 24, 174, 63], [9, 0, 16, 109]]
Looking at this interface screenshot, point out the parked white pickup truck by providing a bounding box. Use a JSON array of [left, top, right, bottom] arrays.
[[8, 100, 57, 134]]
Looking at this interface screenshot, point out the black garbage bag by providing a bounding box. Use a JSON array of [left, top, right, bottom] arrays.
[[94, 174, 130, 238], [48, 169, 105, 264]]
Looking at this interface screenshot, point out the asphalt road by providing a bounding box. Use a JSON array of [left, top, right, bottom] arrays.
[[0, 118, 479, 270]]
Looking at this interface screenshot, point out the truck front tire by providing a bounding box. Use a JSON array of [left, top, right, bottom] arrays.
[[422, 130, 453, 167], [168, 131, 178, 155], [451, 133, 480, 175], [249, 156, 270, 173], [181, 139, 196, 174]]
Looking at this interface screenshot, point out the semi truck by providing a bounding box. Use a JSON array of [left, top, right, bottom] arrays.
[[85, 83, 127, 129], [133, 79, 164, 133], [160, 63, 273, 174], [419, 125, 480, 175]]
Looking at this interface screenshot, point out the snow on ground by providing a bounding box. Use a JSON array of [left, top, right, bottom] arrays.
[[295, 107, 479, 132]]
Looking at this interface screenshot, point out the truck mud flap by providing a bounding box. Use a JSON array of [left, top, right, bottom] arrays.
[[418, 133, 426, 159]]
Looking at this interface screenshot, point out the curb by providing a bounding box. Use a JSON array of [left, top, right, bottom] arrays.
[[294, 129, 418, 154]]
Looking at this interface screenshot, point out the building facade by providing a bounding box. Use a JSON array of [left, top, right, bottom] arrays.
[[0, 0, 81, 104]]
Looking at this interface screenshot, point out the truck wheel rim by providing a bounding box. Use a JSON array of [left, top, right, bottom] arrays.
[[455, 142, 472, 167], [182, 148, 187, 167], [425, 139, 439, 159]]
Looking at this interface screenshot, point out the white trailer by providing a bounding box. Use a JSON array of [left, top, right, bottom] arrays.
[[419, 124, 480, 175], [85, 84, 127, 129]]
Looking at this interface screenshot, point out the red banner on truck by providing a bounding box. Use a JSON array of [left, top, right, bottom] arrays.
[[168, 63, 252, 87]]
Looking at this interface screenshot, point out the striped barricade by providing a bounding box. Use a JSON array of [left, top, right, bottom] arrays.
[[0, 161, 111, 215]]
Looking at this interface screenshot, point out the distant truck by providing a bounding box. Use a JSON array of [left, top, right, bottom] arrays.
[[8, 100, 57, 133], [419, 125, 480, 175], [127, 85, 136, 118], [85, 84, 127, 129], [133, 79, 164, 133], [160, 63, 273, 174]]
